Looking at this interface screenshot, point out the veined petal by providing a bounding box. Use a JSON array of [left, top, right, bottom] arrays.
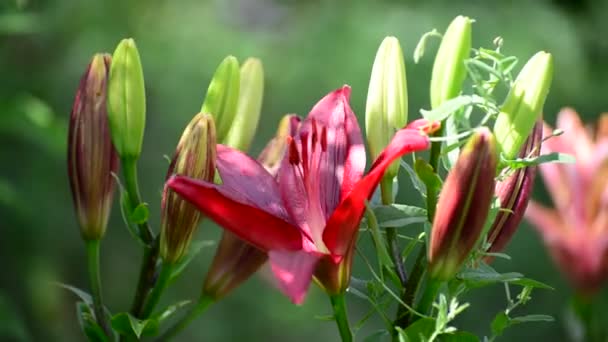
[[168, 176, 302, 252], [278, 86, 364, 251], [216, 145, 292, 221], [268, 250, 321, 304], [323, 128, 431, 257]]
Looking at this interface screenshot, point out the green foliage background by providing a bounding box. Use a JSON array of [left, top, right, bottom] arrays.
[[1, 0, 607, 340]]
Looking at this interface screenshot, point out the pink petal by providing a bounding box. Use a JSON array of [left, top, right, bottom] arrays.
[[268, 250, 321, 304], [525, 201, 566, 240], [168, 175, 303, 252], [215, 145, 293, 222], [323, 128, 431, 257]]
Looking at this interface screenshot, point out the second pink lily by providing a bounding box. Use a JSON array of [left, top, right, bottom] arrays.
[[168, 86, 436, 303]]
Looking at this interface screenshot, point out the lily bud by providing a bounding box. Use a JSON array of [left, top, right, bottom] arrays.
[[494, 51, 553, 159], [429, 128, 498, 280], [365, 36, 408, 181], [160, 113, 217, 264], [107, 38, 146, 160], [201, 56, 240, 143], [430, 15, 473, 109], [486, 121, 542, 259], [223, 58, 264, 151], [68, 53, 119, 240], [203, 115, 301, 300]]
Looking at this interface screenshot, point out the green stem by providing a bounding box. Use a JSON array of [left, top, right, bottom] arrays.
[[380, 177, 407, 286], [394, 245, 426, 329], [414, 275, 442, 319], [130, 238, 159, 317], [157, 295, 214, 341], [140, 262, 173, 318], [121, 158, 153, 244], [330, 293, 353, 342], [86, 239, 113, 339]]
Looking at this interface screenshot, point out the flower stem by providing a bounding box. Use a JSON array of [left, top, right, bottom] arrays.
[[394, 245, 426, 328], [329, 293, 353, 342], [414, 275, 442, 318], [157, 294, 214, 341], [121, 158, 153, 244], [86, 239, 113, 338], [380, 177, 408, 286], [140, 262, 173, 318], [130, 239, 159, 317]]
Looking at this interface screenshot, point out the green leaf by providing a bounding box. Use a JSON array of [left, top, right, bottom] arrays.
[[372, 204, 427, 228], [153, 300, 191, 324], [56, 282, 92, 305], [363, 330, 390, 342], [509, 278, 554, 290], [398, 318, 435, 341], [420, 95, 473, 122], [413, 29, 441, 64], [76, 302, 109, 342], [111, 312, 159, 338], [491, 312, 509, 337], [364, 203, 394, 276], [510, 314, 554, 324], [401, 160, 427, 198], [313, 314, 335, 321], [440, 331, 480, 342], [115, 178, 146, 246], [170, 240, 216, 281], [502, 152, 576, 169], [458, 263, 523, 288], [129, 203, 149, 225], [414, 158, 442, 196]]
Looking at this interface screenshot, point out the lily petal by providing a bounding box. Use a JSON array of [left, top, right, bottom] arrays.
[[323, 128, 431, 257], [167, 175, 303, 252], [268, 250, 321, 304]]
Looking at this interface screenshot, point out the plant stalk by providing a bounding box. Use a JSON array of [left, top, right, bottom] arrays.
[[330, 293, 353, 342], [380, 177, 408, 286], [140, 262, 173, 318], [86, 239, 113, 338]]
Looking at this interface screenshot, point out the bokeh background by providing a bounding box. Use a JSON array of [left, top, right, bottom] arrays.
[[2, 0, 608, 340]]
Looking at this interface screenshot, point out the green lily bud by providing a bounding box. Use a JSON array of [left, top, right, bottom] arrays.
[[430, 15, 473, 109], [223, 58, 264, 151], [365, 36, 408, 181], [203, 114, 300, 300], [107, 38, 146, 160], [160, 113, 217, 264], [201, 56, 240, 142], [493, 51, 553, 159], [68, 53, 119, 240], [429, 128, 498, 280]]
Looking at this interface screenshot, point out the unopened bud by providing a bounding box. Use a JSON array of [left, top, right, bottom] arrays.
[[201, 56, 240, 142], [107, 38, 146, 160], [68, 53, 119, 240], [365, 36, 408, 180], [430, 15, 473, 109], [203, 115, 300, 299], [160, 113, 217, 264], [429, 128, 498, 280], [494, 51, 553, 159], [486, 121, 542, 259], [223, 58, 264, 151]]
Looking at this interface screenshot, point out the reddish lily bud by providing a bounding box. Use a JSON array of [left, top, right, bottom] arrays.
[[68, 54, 119, 241], [486, 121, 542, 259], [160, 113, 217, 264], [203, 114, 301, 300], [429, 128, 498, 280]]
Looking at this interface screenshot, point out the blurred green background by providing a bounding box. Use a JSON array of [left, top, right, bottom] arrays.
[[2, 0, 608, 340]]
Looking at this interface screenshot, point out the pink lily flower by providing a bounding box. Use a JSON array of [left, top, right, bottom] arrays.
[[526, 108, 608, 294], [168, 86, 436, 303]]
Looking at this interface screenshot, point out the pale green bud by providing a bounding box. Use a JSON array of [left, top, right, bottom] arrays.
[[107, 38, 146, 160], [365, 36, 408, 180], [493, 51, 553, 159], [201, 56, 240, 142], [223, 58, 264, 151], [430, 15, 473, 109]]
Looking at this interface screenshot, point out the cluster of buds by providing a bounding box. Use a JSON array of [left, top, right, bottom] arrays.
[[67, 53, 119, 241]]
